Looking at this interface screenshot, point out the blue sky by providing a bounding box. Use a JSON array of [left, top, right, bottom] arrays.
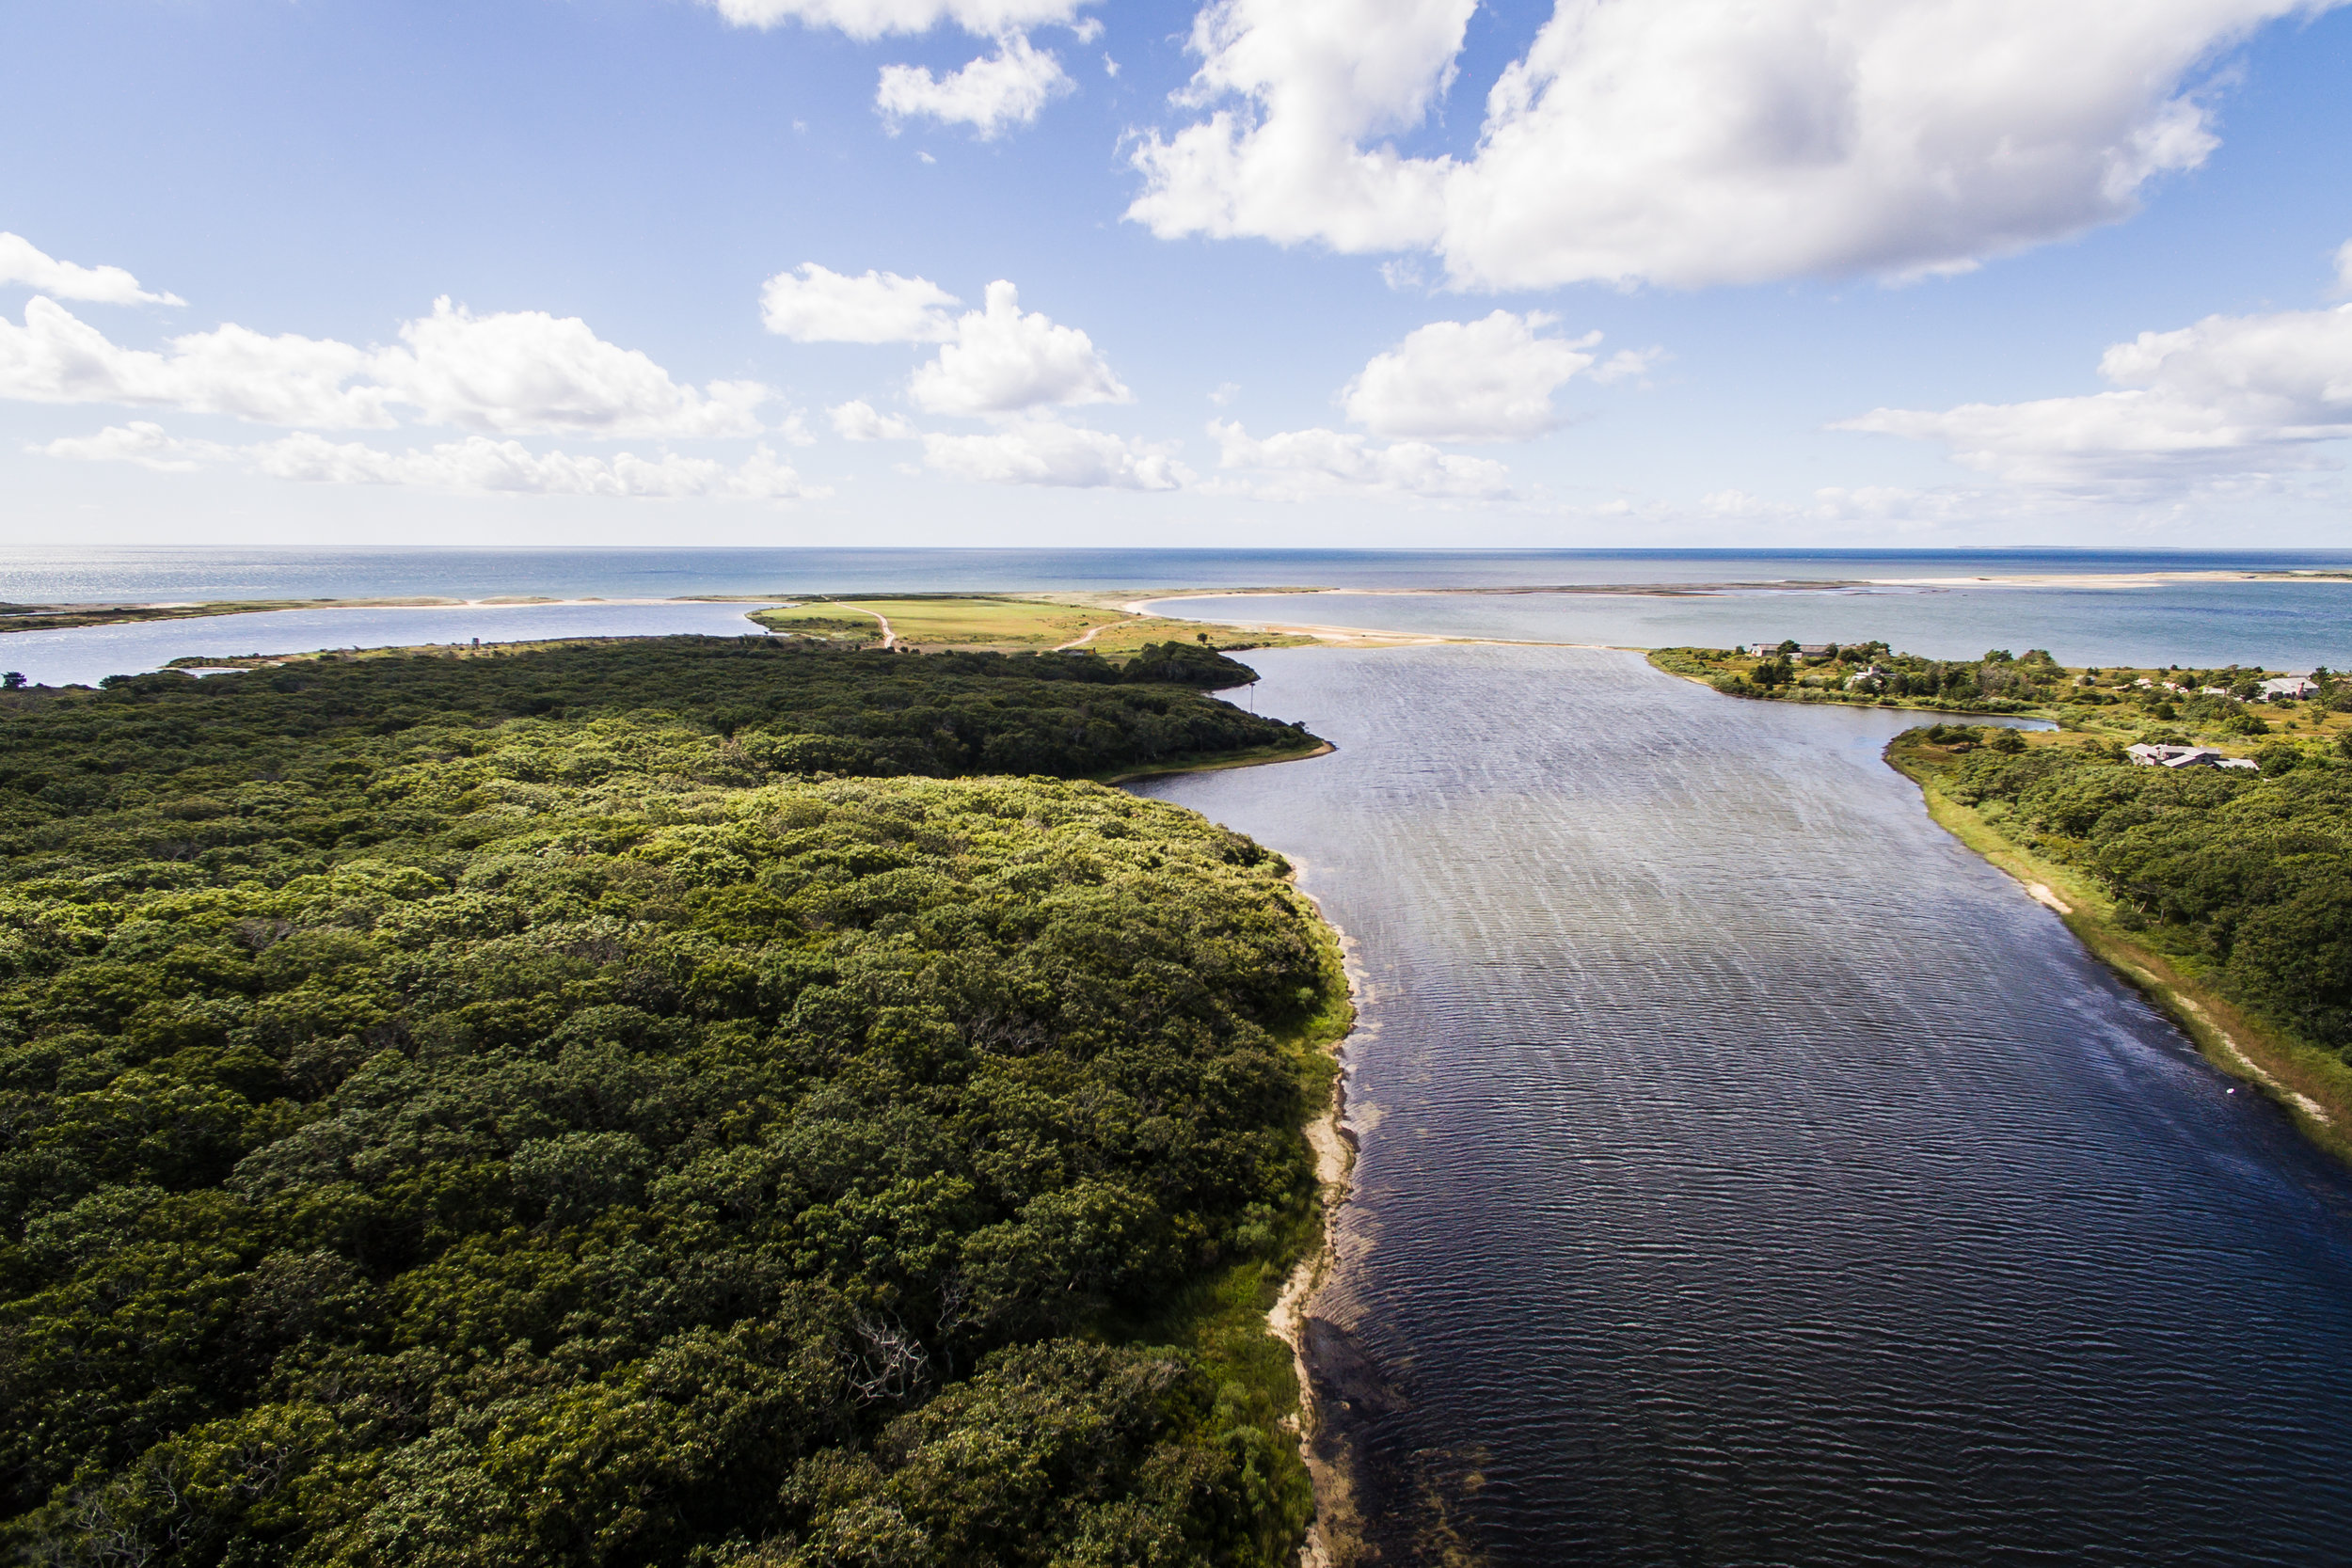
[[2, 0, 2348, 548]]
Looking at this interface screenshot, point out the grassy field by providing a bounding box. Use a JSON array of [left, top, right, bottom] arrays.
[[748, 593, 1317, 656], [0, 590, 1314, 661]]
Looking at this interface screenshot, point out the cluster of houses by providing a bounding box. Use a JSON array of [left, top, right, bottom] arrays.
[[2124, 743, 2260, 770], [1742, 641, 1842, 658], [1740, 641, 1896, 687], [2134, 674, 2319, 699], [1737, 644, 2331, 711]]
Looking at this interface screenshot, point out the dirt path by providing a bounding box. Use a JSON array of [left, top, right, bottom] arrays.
[[1051, 621, 1115, 651], [840, 606, 894, 648]]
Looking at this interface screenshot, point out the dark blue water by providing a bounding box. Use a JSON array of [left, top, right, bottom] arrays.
[[1136, 645, 2352, 1566]]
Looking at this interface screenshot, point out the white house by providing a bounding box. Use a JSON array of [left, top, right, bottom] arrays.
[[2126, 744, 2230, 768], [2124, 744, 2262, 771], [2258, 675, 2318, 699]]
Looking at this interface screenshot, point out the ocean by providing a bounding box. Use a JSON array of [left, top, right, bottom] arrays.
[[2, 546, 2350, 687], [2, 545, 2349, 603]]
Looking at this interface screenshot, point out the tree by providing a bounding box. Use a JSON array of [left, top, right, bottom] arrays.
[[0, 640, 1341, 1566]]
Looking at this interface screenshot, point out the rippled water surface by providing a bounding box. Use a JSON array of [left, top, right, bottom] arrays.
[[1134, 646, 2352, 1566]]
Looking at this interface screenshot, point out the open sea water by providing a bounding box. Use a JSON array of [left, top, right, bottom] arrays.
[[1143, 581, 2352, 673], [1, 546, 2349, 685], [1137, 645, 2352, 1566]]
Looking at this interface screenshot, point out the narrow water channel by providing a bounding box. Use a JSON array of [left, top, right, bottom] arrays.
[[1133, 645, 2352, 1566]]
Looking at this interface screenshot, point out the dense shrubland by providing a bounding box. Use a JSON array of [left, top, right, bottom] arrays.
[[23, 635, 1286, 786], [1654, 643, 2074, 711], [1657, 644, 2344, 727], [1911, 734, 2352, 1058], [0, 641, 1340, 1566]]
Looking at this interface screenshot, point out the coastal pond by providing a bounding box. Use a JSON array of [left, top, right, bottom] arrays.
[[0, 600, 782, 689], [1133, 644, 2352, 1566]]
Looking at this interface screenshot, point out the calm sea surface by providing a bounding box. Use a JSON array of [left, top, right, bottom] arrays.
[[1147, 582, 2352, 673], [3, 546, 2346, 605], [3, 547, 2350, 686], [1136, 646, 2352, 1566], [0, 601, 787, 690]]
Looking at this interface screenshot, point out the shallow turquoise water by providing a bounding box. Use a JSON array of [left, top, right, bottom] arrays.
[[5, 546, 2348, 686], [1, 545, 2345, 605], [1148, 580, 2352, 672]]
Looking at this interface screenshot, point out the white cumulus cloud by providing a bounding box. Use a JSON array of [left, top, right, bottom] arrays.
[[761, 263, 961, 342], [0, 233, 183, 307], [39, 422, 822, 500], [1836, 302, 2352, 489], [923, 420, 1188, 488], [1207, 419, 1513, 501], [0, 297, 391, 426], [1344, 310, 1624, 441], [1127, 0, 2341, 290], [371, 298, 767, 437], [877, 33, 1073, 137], [830, 399, 920, 439], [0, 296, 770, 437], [703, 0, 1091, 38], [910, 280, 1129, 416], [38, 421, 231, 472], [2336, 238, 2352, 293]]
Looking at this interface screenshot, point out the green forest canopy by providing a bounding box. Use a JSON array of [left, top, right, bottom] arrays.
[[1915, 734, 2352, 1060], [0, 639, 1342, 1567]]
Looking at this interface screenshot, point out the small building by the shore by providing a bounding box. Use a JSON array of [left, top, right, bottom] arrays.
[[2259, 675, 2317, 699], [2125, 743, 2256, 770]]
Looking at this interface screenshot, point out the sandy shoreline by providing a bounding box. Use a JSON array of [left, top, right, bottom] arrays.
[[1268, 864, 1366, 1568], [1891, 752, 2349, 1157], [1124, 594, 1622, 652]]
